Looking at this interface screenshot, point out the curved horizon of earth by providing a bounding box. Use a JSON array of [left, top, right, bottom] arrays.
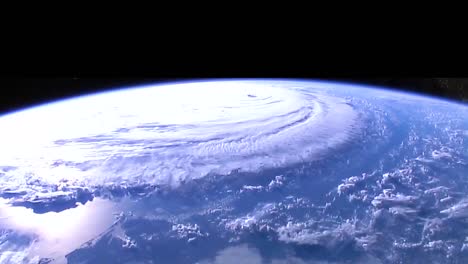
[[0, 79, 467, 264]]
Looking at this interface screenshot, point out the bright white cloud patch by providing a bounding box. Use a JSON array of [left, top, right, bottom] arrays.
[[0, 80, 361, 190]]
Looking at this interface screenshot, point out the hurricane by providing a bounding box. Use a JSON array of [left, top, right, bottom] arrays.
[[0, 80, 360, 190]]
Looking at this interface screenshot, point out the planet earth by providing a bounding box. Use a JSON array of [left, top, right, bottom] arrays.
[[0, 80, 467, 264]]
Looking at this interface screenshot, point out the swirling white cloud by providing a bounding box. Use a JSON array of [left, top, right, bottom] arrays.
[[0, 80, 361, 189]]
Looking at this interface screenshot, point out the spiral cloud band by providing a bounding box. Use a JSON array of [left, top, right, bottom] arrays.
[[0, 80, 361, 189]]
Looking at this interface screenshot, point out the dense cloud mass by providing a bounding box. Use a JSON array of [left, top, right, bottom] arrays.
[[0, 81, 360, 191]]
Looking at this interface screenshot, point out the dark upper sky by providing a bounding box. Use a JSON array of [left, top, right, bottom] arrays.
[[0, 78, 466, 116]]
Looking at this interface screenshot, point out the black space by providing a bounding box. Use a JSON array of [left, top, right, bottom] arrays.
[[0, 78, 466, 115], [3, 26, 467, 115]]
